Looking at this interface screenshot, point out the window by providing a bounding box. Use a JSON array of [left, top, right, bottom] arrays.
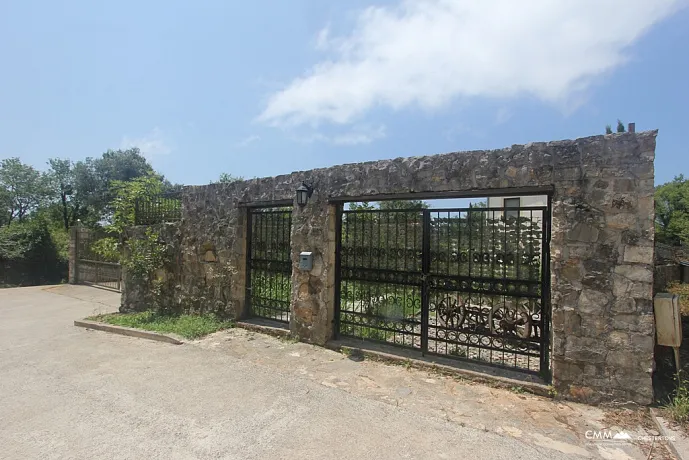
[[504, 197, 520, 219]]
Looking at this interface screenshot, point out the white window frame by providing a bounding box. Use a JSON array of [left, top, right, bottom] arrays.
[[504, 197, 520, 219]]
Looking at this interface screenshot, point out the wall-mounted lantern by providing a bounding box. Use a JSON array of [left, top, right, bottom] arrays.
[[296, 183, 313, 207]]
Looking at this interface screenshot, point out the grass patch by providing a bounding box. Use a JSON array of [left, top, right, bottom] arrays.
[[88, 311, 234, 340], [665, 375, 689, 428]]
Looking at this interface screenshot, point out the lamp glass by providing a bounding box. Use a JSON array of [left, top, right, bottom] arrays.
[[296, 185, 309, 206]]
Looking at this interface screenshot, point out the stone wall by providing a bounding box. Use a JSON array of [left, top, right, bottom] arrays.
[[123, 131, 657, 404]]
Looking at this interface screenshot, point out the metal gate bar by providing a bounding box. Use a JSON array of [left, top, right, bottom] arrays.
[[77, 260, 122, 291], [337, 209, 424, 348], [75, 226, 122, 291], [335, 203, 551, 378], [246, 207, 292, 323]]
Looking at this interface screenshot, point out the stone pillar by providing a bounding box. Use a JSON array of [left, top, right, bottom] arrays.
[[68, 223, 79, 284], [550, 133, 656, 404], [289, 192, 336, 344], [232, 207, 249, 320]]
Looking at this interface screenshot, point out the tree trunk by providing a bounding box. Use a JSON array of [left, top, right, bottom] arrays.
[[61, 192, 69, 230]]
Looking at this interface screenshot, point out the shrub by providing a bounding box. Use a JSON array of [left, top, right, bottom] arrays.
[[91, 236, 121, 263], [0, 219, 67, 287]]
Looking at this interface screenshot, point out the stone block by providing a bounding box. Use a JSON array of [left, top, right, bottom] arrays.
[[612, 178, 636, 193], [578, 289, 611, 313], [613, 264, 653, 283], [567, 223, 600, 243], [606, 213, 639, 230], [563, 310, 582, 335], [606, 350, 635, 369], [579, 315, 610, 337], [611, 297, 636, 313], [623, 245, 653, 264], [553, 359, 586, 383], [564, 337, 607, 363], [630, 333, 654, 351], [608, 330, 630, 348], [559, 262, 583, 281]]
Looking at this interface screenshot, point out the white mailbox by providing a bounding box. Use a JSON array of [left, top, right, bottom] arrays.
[[299, 252, 313, 271], [654, 293, 682, 370]]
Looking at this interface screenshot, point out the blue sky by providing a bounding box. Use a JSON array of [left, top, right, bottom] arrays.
[[1, 0, 688, 186]]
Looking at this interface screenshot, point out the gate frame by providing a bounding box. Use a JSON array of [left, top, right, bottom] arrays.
[[332, 188, 553, 380], [71, 223, 122, 291], [244, 203, 294, 324]]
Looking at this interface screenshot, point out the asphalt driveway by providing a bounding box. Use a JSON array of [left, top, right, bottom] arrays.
[[0, 285, 662, 459]]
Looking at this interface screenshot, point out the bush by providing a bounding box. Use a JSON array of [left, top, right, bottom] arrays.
[[0, 219, 67, 287], [91, 237, 121, 263]]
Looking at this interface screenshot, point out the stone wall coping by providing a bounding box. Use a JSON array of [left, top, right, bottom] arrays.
[[181, 130, 658, 197]]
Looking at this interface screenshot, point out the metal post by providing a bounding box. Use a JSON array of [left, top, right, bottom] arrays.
[[540, 195, 553, 381], [244, 208, 253, 319], [333, 203, 343, 339], [421, 209, 431, 354], [73, 222, 80, 284]]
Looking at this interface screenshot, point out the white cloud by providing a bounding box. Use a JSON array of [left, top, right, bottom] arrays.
[[236, 134, 261, 147], [120, 127, 171, 157], [259, 0, 684, 127], [294, 125, 386, 145]]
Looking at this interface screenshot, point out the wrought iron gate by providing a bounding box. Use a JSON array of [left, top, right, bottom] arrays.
[[335, 203, 551, 377], [246, 207, 293, 323], [75, 226, 122, 291]]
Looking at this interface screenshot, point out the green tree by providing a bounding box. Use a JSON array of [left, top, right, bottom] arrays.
[[605, 125, 613, 135], [616, 120, 625, 133], [68, 148, 157, 225], [656, 175, 689, 246], [0, 158, 48, 225], [93, 148, 154, 184], [45, 158, 77, 230], [0, 187, 10, 226], [0, 217, 67, 286], [348, 202, 376, 211], [378, 199, 428, 210]]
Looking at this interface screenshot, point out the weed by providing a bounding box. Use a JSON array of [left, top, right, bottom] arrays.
[[547, 386, 558, 398], [449, 347, 467, 358], [665, 374, 689, 426], [279, 334, 300, 344], [510, 385, 526, 394], [88, 311, 234, 340]]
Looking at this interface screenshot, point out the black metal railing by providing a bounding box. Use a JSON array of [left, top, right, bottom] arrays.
[[134, 192, 182, 225], [246, 207, 293, 323], [335, 204, 551, 377]]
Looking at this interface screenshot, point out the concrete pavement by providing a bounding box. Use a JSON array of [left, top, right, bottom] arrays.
[[0, 285, 672, 459]]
